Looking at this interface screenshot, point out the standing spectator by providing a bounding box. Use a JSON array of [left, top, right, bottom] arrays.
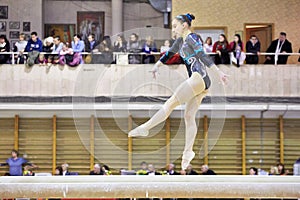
[[127, 33, 142, 64], [92, 35, 113, 64], [113, 34, 127, 52], [249, 167, 258, 175], [89, 163, 104, 175], [230, 34, 245, 67], [136, 161, 148, 175], [142, 35, 158, 64], [246, 35, 261, 64], [186, 164, 198, 175], [85, 33, 100, 53], [71, 34, 85, 64], [203, 36, 213, 53], [0, 34, 10, 64], [200, 164, 216, 175], [212, 34, 230, 65], [0, 149, 37, 176], [166, 163, 180, 175], [25, 31, 43, 67], [13, 33, 28, 64], [264, 32, 292, 64], [52, 36, 63, 64]]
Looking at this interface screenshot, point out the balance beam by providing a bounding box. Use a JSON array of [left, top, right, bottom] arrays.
[[1, 175, 300, 198]]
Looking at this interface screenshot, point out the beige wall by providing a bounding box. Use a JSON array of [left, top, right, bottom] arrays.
[[172, 0, 300, 63]]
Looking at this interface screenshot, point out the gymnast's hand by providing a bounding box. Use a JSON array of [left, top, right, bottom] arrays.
[[150, 61, 162, 79], [211, 64, 229, 85]]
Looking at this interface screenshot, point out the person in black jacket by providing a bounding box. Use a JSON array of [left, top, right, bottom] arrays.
[[201, 164, 216, 175], [246, 35, 261, 64], [264, 32, 292, 64], [0, 34, 10, 64]]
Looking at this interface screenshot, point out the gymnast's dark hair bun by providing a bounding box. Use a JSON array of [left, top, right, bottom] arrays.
[[186, 13, 195, 21]]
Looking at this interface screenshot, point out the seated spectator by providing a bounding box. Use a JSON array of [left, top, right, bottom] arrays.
[[269, 166, 279, 175], [25, 31, 43, 67], [264, 32, 292, 64], [246, 35, 261, 64], [13, 33, 28, 64], [127, 33, 142, 64], [85, 33, 100, 53], [71, 34, 85, 64], [113, 34, 127, 52], [51, 36, 63, 65], [90, 164, 104, 175], [166, 163, 180, 175], [160, 39, 171, 53], [54, 166, 63, 175], [92, 35, 113, 64], [59, 43, 80, 67], [0, 34, 10, 64], [277, 162, 289, 175], [62, 163, 70, 176], [41, 36, 54, 66], [142, 35, 157, 64], [203, 36, 213, 53], [229, 34, 245, 67], [102, 164, 112, 175], [23, 165, 35, 176], [147, 164, 161, 175], [212, 34, 230, 65], [249, 167, 258, 175], [136, 161, 148, 175], [186, 164, 198, 175], [201, 164, 216, 175]]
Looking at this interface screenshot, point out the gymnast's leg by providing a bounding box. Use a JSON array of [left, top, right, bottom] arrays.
[[129, 72, 206, 137], [181, 90, 208, 170]]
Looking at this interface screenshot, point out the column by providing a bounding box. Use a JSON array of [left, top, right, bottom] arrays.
[[112, 0, 123, 36]]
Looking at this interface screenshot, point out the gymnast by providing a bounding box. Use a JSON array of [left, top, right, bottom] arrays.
[[128, 13, 228, 170]]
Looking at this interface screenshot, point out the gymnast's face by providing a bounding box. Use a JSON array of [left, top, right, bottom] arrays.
[[172, 19, 185, 38]]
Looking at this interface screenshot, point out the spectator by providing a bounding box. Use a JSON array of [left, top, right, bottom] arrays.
[[62, 163, 70, 176], [85, 33, 100, 53], [25, 31, 43, 67], [0, 149, 37, 176], [186, 164, 198, 175], [147, 164, 161, 175], [13, 33, 28, 64], [249, 167, 258, 175], [142, 35, 158, 64], [23, 165, 35, 176], [201, 164, 216, 175], [160, 39, 171, 53], [264, 32, 292, 64], [230, 34, 245, 67], [203, 36, 213, 53], [102, 164, 112, 175], [41, 36, 54, 66], [71, 34, 85, 64], [298, 48, 300, 62], [59, 42, 76, 66], [113, 34, 127, 52], [51, 36, 63, 65], [0, 34, 10, 64], [269, 166, 279, 175], [212, 34, 230, 65], [136, 161, 148, 175], [54, 166, 63, 175], [277, 162, 289, 175], [90, 163, 104, 175], [92, 35, 113, 64], [127, 33, 142, 64], [246, 35, 261, 64], [166, 163, 180, 175]]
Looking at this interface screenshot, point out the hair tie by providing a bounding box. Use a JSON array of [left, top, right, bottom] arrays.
[[185, 14, 193, 22]]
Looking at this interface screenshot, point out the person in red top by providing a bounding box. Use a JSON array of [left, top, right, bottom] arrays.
[[212, 34, 230, 65]]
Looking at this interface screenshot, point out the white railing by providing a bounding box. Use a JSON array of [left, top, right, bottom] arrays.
[[0, 51, 299, 65]]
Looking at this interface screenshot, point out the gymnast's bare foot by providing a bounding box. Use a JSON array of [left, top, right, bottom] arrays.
[[181, 151, 195, 170], [128, 125, 149, 137]]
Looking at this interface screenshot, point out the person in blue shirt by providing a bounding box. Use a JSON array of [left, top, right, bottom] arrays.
[[71, 34, 85, 64], [128, 13, 228, 170], [0, 149, 37, 176], [24, 31, 43, 67]]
